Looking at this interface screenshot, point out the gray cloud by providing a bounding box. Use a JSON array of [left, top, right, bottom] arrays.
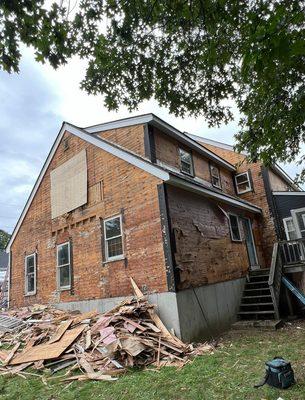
[[0, 54, 62, 233]]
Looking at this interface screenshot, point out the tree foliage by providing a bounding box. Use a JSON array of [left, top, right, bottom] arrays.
[[0, 229, 10, 251], [1, 1, 305, 178]]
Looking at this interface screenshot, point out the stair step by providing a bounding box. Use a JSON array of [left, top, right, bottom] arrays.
[[238, 310, 275, 315], [240, 302, 274, 307], [244, 288, 271, 293], [249, 274, 269, 278], [242, 295, 272, 299], [249, 269, 270, 276], [246, 282, 269, 286]]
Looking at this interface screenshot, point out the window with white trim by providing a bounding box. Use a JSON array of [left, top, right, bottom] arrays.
[[235, 171, 252, 194], [229, 214, 242, 241], [104, 215, 124, 261], [179, 148, 194, 175], [210, 164, 221, 189], [25, 253, 36, 295], [283, 217, 298, 240], [57, 242, 71, 290]]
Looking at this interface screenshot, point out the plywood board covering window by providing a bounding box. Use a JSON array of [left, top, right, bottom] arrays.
[[50, 150, 87, 218]]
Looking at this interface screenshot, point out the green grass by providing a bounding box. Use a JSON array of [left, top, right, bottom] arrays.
[[1, 321, 305, 400]]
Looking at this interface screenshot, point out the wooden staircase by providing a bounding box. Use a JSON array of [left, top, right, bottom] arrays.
[[238, 269, 277, 320]]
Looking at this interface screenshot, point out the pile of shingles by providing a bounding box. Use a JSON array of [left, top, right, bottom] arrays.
[[0, 279, 214, 382]]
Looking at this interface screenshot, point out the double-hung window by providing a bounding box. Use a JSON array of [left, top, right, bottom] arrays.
[[179, 148, 194, 176], [229, 214, 242, 242], [283, 217, 298, 241], [25, 253, 36, 295], [235, 171, 252, 194], [210, 164, 221, 189], [57, 242, 71, 290], [104, 215, 124, 261]]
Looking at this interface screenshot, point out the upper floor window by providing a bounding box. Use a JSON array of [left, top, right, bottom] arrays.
[[283, 217, 298, 241], [57, 242, 71, 290], [104, 215, 124, 261], [229, 214, 242, 242], [235, 171, 252, 194], [179, 148, 194, 176], [210, 164, 221, 189], [25, 253, 37, 295]]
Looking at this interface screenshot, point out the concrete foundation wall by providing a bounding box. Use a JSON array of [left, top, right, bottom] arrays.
[[176, 277, 245, 342], [55, 276, 245, 342]]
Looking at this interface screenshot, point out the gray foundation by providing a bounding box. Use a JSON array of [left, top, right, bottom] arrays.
[[55, 277, 245, 342]]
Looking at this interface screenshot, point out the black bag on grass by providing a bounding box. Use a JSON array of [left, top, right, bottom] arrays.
[[254, 357, 295, 389]]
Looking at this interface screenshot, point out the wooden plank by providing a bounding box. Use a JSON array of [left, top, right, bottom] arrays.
[[72, 311, 97, 326], [10, 325, 85, 365], [48, 320, 72, 344]]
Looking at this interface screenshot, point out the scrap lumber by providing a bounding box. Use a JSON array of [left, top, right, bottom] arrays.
[[0, 288, 215, 382], [48, 320, 72, 344], [10, 325, 85, 365]]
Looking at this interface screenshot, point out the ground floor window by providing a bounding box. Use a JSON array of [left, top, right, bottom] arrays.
[[104, 215, 124, 261], [228, 214, 242, 242], [25, 253, 36, 295], [57, 242, 71, 290]]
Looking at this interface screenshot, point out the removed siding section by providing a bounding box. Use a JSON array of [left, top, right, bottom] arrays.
[[166, 185, 254, 289]]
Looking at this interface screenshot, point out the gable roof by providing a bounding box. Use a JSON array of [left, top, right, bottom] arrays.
[[6, 117, 262, 252], [86, 114, 236, 172], [6, 122, 170, 251]]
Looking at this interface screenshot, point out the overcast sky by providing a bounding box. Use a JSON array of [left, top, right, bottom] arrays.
[[0, 47, 302, 234]]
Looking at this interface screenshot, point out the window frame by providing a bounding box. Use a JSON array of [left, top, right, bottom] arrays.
[[56, 241, 71, 291], [104, 214, 124, 262], [24, 253, 37, 296], [178, 148, 194, 176], [283, 217, 298, 241], [234, 171, 252, 194], [228, 213, 242, 242], [210, 164, 222, 189]]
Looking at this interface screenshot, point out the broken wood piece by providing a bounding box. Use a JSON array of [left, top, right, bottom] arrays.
[[78, 355, 95, 374], [120, 337, 146, 357], [10, 325, 85, 365], [130, 277, 145, 298], [3, 342, 21, 365], [72, 310, 98, 326], [48, 319, 72, 344], [85, 330, 91, 350], [121, 317, 146, 332]]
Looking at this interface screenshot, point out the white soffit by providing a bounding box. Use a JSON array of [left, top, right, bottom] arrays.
[[50, 149, 87, 218]]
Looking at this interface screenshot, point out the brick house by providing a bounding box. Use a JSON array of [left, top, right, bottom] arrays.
[[5, 114, 305, 341]]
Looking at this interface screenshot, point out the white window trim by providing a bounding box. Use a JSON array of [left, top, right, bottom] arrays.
[[283, 217, 297, 241], [235, 171, 252, 194], [291, 207, 305, 239], [228, 213, 242, 242], [178, 148, 194, 176], [24, 253, 37, 296], [210, 164, 221, 189], [57, 241, 71, 291], [104, 214, 124, 262]]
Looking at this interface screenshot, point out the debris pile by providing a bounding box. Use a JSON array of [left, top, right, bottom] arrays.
[[0, 279, 214, 382]]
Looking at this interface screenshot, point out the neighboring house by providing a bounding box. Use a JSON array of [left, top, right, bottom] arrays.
[[0, 251, 9, 308], [5, 114, 305, 341]]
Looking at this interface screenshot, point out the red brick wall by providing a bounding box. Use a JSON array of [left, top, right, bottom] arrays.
[[96, 125, 146, 157], [166, 185, 266, 289], [154, 129, 236, 196], [10, 129, 167, 308]]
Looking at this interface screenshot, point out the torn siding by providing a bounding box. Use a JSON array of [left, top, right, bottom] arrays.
[[165, 185, 264, 290]]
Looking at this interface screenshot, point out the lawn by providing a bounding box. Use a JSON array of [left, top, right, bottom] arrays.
[[1, 321, 305, 400]]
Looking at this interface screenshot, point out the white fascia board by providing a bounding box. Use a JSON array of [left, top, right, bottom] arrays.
[[86, 114, 153, 133], [86, 114, 236, 172], [6, 122, 170, 251], [273, 191, 305, 196], [169, 175, 262, 214]]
